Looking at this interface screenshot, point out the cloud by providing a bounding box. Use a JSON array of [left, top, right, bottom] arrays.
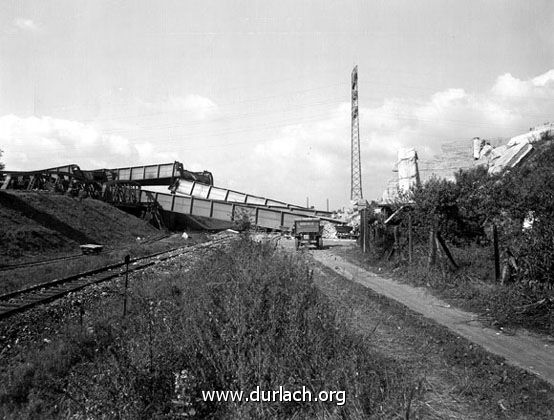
[[532, 70, 554, 87], [140, 94, 219, 120], [1, 71, 553, 209], [13, 18, 39, 32], [492, 71, 554, 98], [0, 93, 220, 181], [0, 115, 170, 170], [247, 69, 554, 207]]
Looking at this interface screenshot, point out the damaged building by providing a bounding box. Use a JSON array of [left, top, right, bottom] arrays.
[[382, 122, 554, 203]]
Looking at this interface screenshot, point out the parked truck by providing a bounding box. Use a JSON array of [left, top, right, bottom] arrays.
[[293, 218, 323, 250]]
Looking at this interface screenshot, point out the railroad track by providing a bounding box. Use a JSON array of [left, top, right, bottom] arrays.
[[0, 233, 172, 271], [0, 237, 231, 320]]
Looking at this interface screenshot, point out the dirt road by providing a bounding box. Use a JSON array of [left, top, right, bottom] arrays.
[[272, 237, 554, 417], [311, 242, 554, 387]]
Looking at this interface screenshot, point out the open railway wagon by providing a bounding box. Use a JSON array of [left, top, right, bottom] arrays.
[[0, 161, 214, 229], [0, 161, 213, 195], [1, 160, 346, 233], [335, 225, 355, 239]]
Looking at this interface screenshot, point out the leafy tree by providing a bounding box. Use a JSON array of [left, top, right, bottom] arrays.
[[410, 176, 466, 243], [493, 142, 554, 286], [410, 141, 554, 287]]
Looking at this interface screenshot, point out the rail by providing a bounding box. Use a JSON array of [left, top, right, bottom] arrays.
[[0, 234, 171, 271], [0, 238, 231, 320]]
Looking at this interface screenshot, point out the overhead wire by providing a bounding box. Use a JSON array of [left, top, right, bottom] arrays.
[[15, 103, 552, 154], [94, 102, 552, 143], [6, 65, 552, 154], [34, 63, 554, 123]]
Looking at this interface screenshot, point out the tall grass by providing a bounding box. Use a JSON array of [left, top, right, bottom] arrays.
[[0, 237, 414, 419]]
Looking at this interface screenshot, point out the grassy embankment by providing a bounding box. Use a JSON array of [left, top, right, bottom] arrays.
[[0, 238, 419, 419], [0, 190, 159, 262], [0, 190, 180, 294]]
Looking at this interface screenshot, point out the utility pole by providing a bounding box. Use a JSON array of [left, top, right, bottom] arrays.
[[351, 65, 363, 201]]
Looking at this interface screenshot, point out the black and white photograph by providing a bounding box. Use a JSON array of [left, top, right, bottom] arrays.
[[1, 1, 553, 418]]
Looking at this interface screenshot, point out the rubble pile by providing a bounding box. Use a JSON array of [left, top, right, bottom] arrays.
[[322, 202, 361, 239], [322, 222, 338, 239], [337, 205, 360, 228], [382, 122, 554, 203], [475, 123, 554, 174]]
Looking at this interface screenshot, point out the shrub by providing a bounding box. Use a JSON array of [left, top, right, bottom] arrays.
[[407, 142, 554, 289]]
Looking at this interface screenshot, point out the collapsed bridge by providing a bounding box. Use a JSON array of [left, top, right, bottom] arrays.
[[0, 162, 213, 195], [1, 161, 344, 232]]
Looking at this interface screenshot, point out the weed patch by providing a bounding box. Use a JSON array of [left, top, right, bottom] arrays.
[[0, 238, 417, 419]]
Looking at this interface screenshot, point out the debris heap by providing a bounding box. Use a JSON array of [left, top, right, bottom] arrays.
[[475, 123, 554, 174], [381, 122, 554, 203], [322, 202, 360, 239]]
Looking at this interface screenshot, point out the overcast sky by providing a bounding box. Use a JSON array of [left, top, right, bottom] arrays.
[[1, 0, 553, 209]]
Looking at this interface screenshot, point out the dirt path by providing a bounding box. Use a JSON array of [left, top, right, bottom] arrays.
[[273, 236, 554, 417], [311, 264, 489, 419], [311, 245, 554, 388]]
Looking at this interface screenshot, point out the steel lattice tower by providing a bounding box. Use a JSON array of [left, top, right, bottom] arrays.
[[350, 65, 363, 201]]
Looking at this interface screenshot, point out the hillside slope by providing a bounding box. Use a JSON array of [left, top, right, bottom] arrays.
[[0, 191, 158, 261]]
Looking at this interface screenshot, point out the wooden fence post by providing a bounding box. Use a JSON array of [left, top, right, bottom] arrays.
[[435, 231, 458, 270], [387, 225, 399, 261], [408, 213, 413, 264], [364, 210, 370, 253], [357, 208, 363, 248], [394, 225, 400, 259], [360, 208, 365, 252], [493, 224, 500, 282], [427, 226, 437, 267]]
